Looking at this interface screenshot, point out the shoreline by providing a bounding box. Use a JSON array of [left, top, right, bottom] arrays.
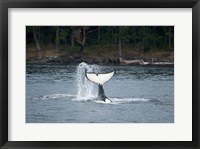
[[26, 57, 174, 65], [26, 48, 174, 66]]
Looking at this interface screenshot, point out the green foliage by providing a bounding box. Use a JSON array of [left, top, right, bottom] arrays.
[[59, 27, 70, 44], [143, 45, 152, 53], [26, 26, 174, 52]]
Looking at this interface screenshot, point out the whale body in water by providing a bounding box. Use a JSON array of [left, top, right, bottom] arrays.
[[85, 71, 115, 103]]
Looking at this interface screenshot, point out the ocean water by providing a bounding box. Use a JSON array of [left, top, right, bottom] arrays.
[[26, 62, 174, 123]]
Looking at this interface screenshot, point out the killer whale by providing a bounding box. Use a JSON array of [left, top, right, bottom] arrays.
[[85, 71, 115, 103]]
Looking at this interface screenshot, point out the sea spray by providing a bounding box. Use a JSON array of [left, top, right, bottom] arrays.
[[76, 62, 100, 100]]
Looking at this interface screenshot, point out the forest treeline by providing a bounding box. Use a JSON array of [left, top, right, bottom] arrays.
[[26, 26, 174, 64]]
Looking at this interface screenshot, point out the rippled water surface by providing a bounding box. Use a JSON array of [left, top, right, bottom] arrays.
[[26, 63, 174, 123]]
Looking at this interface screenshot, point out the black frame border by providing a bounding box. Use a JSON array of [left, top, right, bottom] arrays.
[[0, 0, 199, 148]]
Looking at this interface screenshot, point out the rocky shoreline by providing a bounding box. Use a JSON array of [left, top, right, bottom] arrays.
[[27, 54, 174, 66], [27, 55, 120, 65]]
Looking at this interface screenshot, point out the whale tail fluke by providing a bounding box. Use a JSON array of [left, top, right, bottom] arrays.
[[85, 71, 115, 85]]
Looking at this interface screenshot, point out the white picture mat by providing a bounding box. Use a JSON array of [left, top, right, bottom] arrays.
[[8, 8, 192, 141]]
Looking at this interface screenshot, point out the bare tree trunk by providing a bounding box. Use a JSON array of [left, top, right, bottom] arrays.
[[118, 27, 122, 58], [142, 38, 144, 53], [32, 27, 41, 52], [98, 27, 101, 43], [111, 27, 114, 44], [71, 35, 74, 47], [142, 28, 144, 54], [71, 28, 75, 47], [56, 27, 59, 51], [144, 26, 147, 46], [135, 39, 136, 47], [168, 27, 171, 50], [80, 37, 86, 54], [38, 27, 41, 42], [80, 27, 87, 54], [119, 37, 122, 57], [134, 28, 137, 47], [146, 38, 148, 46], [47, 33, 51, 49], [74, 26, 98, 54], [154, 27, 157, 48], [141, 27, 145, 53]]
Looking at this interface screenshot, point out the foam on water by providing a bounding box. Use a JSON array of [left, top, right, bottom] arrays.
[[111, 97, 150, 103], [94, 97, 151, 104], [27, 93, 162, 105], [41, 94, 75, 100]]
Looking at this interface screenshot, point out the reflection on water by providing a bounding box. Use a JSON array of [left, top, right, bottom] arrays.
[[26, 63, 174, 123]]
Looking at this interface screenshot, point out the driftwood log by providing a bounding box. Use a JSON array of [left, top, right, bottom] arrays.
[[119, 57, 173, 65], [119, 57, 149, 65]]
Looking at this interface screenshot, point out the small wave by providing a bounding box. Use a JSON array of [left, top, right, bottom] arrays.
[[72, 97, 155, 104], [111, 97, 150, 102], [93, 98, 163, 105], [27, 94, 76, 100], [94, 100, 112, 104], [41, 94, 75, 100], [72, 96, 96, 102], [27, 94, 163, 105]]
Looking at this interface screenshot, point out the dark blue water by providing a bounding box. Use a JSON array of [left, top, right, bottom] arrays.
[[26, 63, 174, 123]]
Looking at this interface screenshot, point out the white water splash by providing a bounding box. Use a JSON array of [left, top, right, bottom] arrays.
[[75, 62, 100, 100]]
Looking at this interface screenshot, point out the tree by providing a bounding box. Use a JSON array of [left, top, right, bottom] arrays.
[[97, 27, 101, 43], [74, 27, 86, 53], [55, 27, 59, 51], [70, 27, 75, 47], [118, 27, 122, 58], [73, 26, 99, 54], [32, 27, 41, 52]]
